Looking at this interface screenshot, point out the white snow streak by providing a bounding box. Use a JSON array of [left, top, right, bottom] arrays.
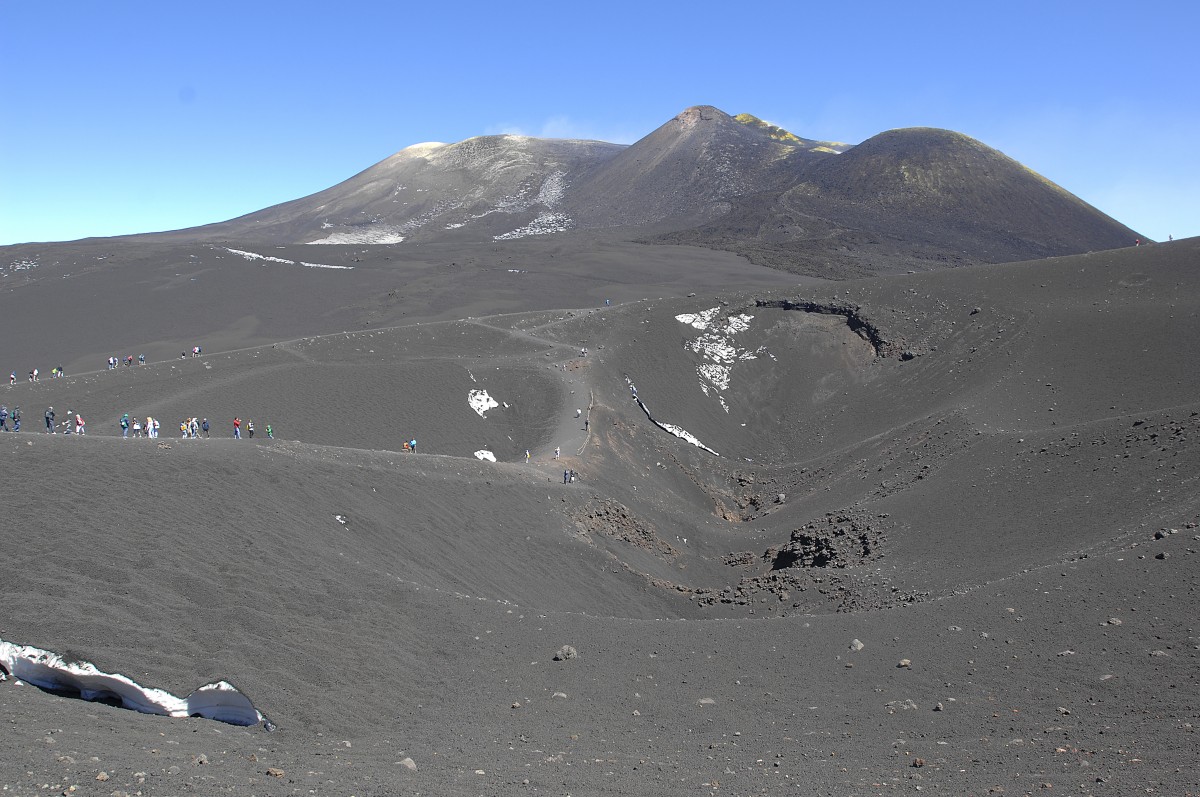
[[657, 423, 720, 455], [474, 450, 497, 462], [0, 638, 263, 727], [222, 248, 351, 270]]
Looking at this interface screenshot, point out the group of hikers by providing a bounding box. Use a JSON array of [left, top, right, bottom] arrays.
[[8, 345, 205, 384], [231, 417, 271, 439], [10, 368, 65, 384], [0, 406, 275, 440], [106, 355, 145, 369]]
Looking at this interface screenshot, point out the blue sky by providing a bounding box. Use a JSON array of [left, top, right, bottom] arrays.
[[1, 0, 1196, 245]]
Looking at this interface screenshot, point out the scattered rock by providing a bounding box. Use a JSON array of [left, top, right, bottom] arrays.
[[1155, 552, 1169, 560], [897, 658, 912, 668], [553, 645, 578, 661], [912, 757, 925, 768], [698, 697, 717, 706], [1107, 618, 1122, 626], [398, 757, 417, 772], [266, 767, 285, 778], [192, 754, 208, 766], [1057, 706, 1071, 715], [95, 773, 109, 782], [933, 702, 944, 712], [849, 638, 865, 652], [552, 692, 568, 699], [511, 701, 522, 709]]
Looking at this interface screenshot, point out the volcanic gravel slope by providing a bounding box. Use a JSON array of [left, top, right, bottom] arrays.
[[0, 237, 1197, 795]]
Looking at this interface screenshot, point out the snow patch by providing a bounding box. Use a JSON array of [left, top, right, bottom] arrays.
[[534, 170, 567, 208], [474, 450, 497, 462], [0, 638, 263, 727], [677, 310, 761, 413], [494, 212, 574, 241], [468, 389, 499, 418], [2, 258, 39, 277], [675, 307, 722, 330], [306, 227, 406, 245]]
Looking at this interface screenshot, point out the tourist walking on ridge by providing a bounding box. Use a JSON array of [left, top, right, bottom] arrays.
[[525, 449, 531, 463], [120, 413, 129, 438], [138, 354, 145, 365], [247, 419, 255, 439], [202, 418, 210, 437], [233, 417, 241, 439], [0, 405, 8, 432], [554, 446, 560, 459], [266, 423, 273, 439], [12, 406, 20, 431], [63, 409, 74, 434], [132, 418, 142, 437], [408, 438, 416, 453], [75, 414, 85, 435], [9, 372, 14, 386]]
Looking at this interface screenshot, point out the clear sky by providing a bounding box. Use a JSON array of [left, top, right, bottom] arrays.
[[1, 0, 1196, 245]]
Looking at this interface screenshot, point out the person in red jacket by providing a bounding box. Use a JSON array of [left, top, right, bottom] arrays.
[[233, 417, 242, 439]]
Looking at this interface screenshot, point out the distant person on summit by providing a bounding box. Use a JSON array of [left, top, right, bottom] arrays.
[[44, 407, 54, 433], [0, 405, 8, 431], [11, 406, 20, 431], [9, 372, 14, 386], [233, 417, 241, 439], [247, 419, 255, 439], [202, 418, 210, 437]]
